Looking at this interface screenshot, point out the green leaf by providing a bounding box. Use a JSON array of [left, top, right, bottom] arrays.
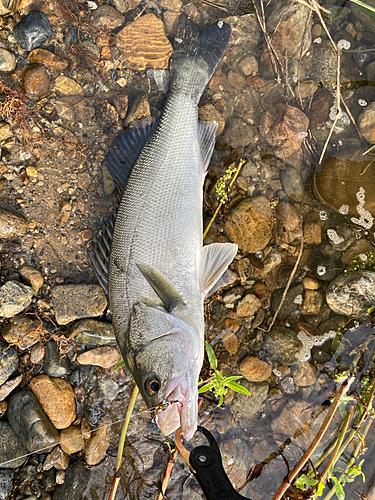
[[316, 481, 325, 497], [198, 382, 215, 393], [205, 341, 218, 370], [218, 394, 224, 406], [350, 0, 375, 22], [294, 474, 318, 490], [226, 381, 251, 395], [331, 476, 345, 500], [223, 375, 243, 382], [115, 359, 125, 371]]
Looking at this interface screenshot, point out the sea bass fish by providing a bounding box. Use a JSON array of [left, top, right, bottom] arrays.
[[92, 16, 236, 440]]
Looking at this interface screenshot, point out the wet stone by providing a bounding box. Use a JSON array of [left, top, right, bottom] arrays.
[[0, 375, 22, 401], [310, 43, 337, 88], [221, 438, 253, 490], [280, 166, 305, 198], [0, 421, 28, 469], [224, 197, 273, 254], [28, 49, 68, 71], [69, 318, 116, 345], [17, 463, 37, 489], [51, 284, 107, 325], [43, 446, 70, 471], [238, 55, 258, 76], [0, 470, 14, 500], [13, 12, 52, 51], [280, 375, 295, 394], [240, 356, 272, 382], [312, 255, 336, 282], [198, 103, 225, 136], [113, 93, 128, 120], [60, 426, 84, 454], [30, 341, 44, 364], [77, 346, 121, 369], [53, 461, 90, 500], [326, 271, 375, 320], [236, 294, 262, 318], [22, 64, 50, 99], [271, 284, 304, 321], [221, 117, 255, 148], [292, 362, 317, 387], [84, 415, 111, 466], [54, 76, 83, 96], [0, 48, 15, 72], [8, 390, 59, 453], [231, 380, 269, 417], [96, 100, 119, 127], [275, 201, 303, 244], [0, 281, 33, 318], [30, 375, 76, 429], [43, 469, 55, 492], [124, 93, 151, 126], [0, 340, 18, 386], [2, 316, 41, 350], [89, 4, 124, 31], [305, 89, 334, 129], [263, 326, 303, 365], [304, 212, 321, 245], [0, 122, 12, 142], [0, 207, 27, 238], [0, 401, 6, 418], [358, 102, 375, 143], [222, 331, 238, 354], [43, 340, 70, 377], [301, 289, 322, 316], [19, 265, 44, 291]]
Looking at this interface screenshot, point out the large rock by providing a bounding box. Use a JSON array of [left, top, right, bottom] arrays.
[[13, 12, 52, 51], [53, 461, 90, 500], [0, 421, 28, 469], [51, 284, 107, 325]]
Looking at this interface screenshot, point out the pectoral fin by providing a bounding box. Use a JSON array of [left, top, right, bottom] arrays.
[[137, 264, 185, 311], [199, 243, 238, 297]]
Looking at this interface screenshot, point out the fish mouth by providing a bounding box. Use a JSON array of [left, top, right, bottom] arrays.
[[155, 376, 197, 441]]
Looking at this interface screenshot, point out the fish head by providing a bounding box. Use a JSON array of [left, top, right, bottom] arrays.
[[129, 301, 202, 440]]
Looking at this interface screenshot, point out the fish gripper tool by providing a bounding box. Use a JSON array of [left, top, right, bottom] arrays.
[[175, 426, 252, 500]]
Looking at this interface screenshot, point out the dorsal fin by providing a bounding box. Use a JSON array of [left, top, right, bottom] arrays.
[[199, 242, 238, 297], [104, 117, 159, 192]]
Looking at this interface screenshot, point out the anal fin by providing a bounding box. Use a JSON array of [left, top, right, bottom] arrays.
[[198, 120, 218, 172]]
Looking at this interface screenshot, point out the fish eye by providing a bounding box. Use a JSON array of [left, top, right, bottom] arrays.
[[145, 376, 161, 396]]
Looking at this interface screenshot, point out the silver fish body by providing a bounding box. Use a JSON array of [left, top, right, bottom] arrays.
[[93, 17, 236, 440]]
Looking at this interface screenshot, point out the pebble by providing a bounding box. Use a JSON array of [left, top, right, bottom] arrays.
[[0, 206, 27, 238], [43, 446, 70, 471], [158, 0, 182, 12], [260, 104, 309, 159], [263, 326, 303, 365], [0, 122, 12, 142], [53, 461, 90, 500], [13, 12, 52, 51], [124, 93, 151, 126], [8, 390, 59, 452], [19, 265, 44, 291], [43, 340, 70, 377], [221, 116, 256, 148], [0, 470, 14, 500], [302, 277, 320, 290], [240, 356, 272, 382], [280, 166, 305, 198], [55, 470, 65, 485], [84, 415, 111, 466], [304, 212, 321, 245], [198, 103, 225, 136], [238, 55, 258, 76], [231, 380, 268, 417], [295, 80, 318, 100], [358, 102, 375, 142], [30, 341, 44, 364], [30, 375, 76, 429], [275, 201, 303, 244], [0, 375, 22, 401], [326, 271, 375, 320], [305, 89, 334, 129], [2, 316, 41, 350], [115, 14, 173, 71], [0, 281, 33, 318], [96, 100, 119, 127], [27, 49, 68, 71], [81, 418, 91, 440], [236, 294, 262, 318], [22, 63, 50, 99], [224, 197, 273, 254], [301, 289, 322, 316], [0, 421, 28, 469], [113, 92, 128, 120], [77, 346, 121, 369], [59, 426, 85, 454], [0, 48, 16, 72], [271, 284, 304, 321], [54, 76, 83, 96], [0, 340, 18, 386], [90, 4, 124, 30], [280, 375, 295, 394], [69, 318, 116, 345], [292, 362, 317, 386], [222, 331, 238, 354], [51, 284, 107, 325], [310, 43, 337, 88], [314, 147, 375, 221]]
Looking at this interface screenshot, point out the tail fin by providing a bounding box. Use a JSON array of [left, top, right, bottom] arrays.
[[169, 16, 231, 100]]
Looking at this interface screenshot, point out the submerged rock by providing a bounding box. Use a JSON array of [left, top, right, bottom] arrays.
[[240, 357, 272, 382], [0, 421, 28, 469], [13, 12, 52, 51], [43, 340, 71, 377], [84, 415, 111, 466], [2, 316, 41, 350], [231, 380, 269, 417], [77, 346, 121, 369], [263, 326, 303, 365], [0, 470, 14, 500], [69, 319, 116, 345], [53, 461, 90, 500], [0, 340, 18, 386]]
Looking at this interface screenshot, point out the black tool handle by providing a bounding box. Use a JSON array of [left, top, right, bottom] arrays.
[[190, 445, 251, 500]]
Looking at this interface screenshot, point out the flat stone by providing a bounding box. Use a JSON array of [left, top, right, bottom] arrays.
[[115, 13, 173, 71], [30, 341, 44, 364], [13, 12, 52, 51], [60, 426, 85, 454], [0, 122, 12, 142], [222, 331, 238, 355], [0, 340, 18, 386], [0, 281, 33, 318], [224, 197, 273, 253], [19, 265, 44, 291], [81, 418, 91, 440], [231, 380, 268, 417], [69, 319, 116, 345], [221, 117, 256, 148], [8, 390, 59, 453], [275, 201, 303, 244], [0, 206, 27, 238], [22, 63, 50, 99], [1, 316, 41, 350], [0, 375, 22, 401], [54, 76, 83, 96], [30, 375, 76, 429], [112, 92, 128, 119], [51, 284, 107, 325], [124, 93, 151, 126], [0, 470, 14, 500], [240, 357, 272, 382], [302, 277, 320, 290], [236, 294, 262, 318], [43, 340, 70, 377], [77, 346, 121, 369], [84, 415, 111, 466], [292, 362, 317, 387], [28, 48, 68, 71], [0, 421, 28, 469], [89, 4, 124, 31], [53, 461, 90, 500], [304, 211, 321, 245], [43, 446, 70, 471], [263, 326, 303, 365], [0, 48, 16, 72]]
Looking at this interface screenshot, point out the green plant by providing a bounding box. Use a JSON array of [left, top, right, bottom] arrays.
[[350, 0, 375, 22], [344, 251, 375, 275], [198, 341, 251, 406]]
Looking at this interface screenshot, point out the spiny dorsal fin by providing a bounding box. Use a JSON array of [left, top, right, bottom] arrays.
[[105, 117, 159, 193], [199, 242, 238, 297], [198, 120, 218, 172], [137, 264, 185, 312]]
